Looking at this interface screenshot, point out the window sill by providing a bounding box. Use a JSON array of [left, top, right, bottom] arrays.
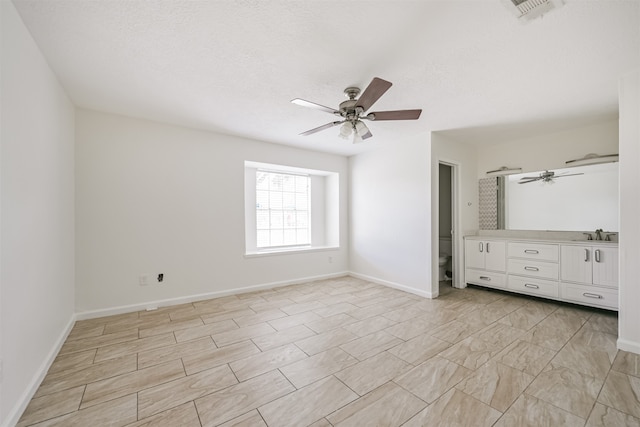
[[244, 246, 340, 258]]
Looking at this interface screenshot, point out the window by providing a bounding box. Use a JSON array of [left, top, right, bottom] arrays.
[[256, 170, 310, 248], [244, 161, 340, 255]]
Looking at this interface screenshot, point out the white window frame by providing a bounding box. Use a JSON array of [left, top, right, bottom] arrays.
[[244, 161, 339, 256]]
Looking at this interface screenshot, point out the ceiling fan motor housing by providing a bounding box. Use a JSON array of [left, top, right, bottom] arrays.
[[338, 99, 363, 122]]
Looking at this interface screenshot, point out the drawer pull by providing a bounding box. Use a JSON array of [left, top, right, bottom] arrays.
[[524, 249, 539, 254], [479, 276, 491, 281], [524, 266, 539, 271], [524, 283, 539, 289], [583, 292, 603, 299]]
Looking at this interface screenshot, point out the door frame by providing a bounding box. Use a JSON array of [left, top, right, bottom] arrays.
[[433, 159, 463, 296]]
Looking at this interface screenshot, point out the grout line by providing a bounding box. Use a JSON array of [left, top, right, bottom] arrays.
[[191, 400, 204, 427]]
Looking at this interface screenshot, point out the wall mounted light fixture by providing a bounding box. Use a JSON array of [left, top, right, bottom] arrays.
[[486, 166, 523, 177], [565, 153, 619, 167]]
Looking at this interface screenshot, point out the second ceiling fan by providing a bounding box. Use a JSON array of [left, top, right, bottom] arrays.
[[291, 77, 422, 143]]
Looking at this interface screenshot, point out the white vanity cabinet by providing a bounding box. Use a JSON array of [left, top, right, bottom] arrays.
[[560, 245, 618, 309], [465, 239, 506, 271], [464, 238, 506, 289], [464, 237, 618, 311]]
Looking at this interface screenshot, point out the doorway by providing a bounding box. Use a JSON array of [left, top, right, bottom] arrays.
[[438, 163, 454, 295]]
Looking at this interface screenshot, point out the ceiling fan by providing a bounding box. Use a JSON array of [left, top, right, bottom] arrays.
[[291, 77, 422, 143], [518, 170, 583, 184]]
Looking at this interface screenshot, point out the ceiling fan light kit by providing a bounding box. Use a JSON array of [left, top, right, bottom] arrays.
[[291, 77, 422, 143]]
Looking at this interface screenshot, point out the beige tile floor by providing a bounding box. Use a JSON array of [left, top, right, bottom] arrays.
[[18, 276, 640, 426]]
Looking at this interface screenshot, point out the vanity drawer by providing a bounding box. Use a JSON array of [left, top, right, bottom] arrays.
[[466, 269, 506, 289], [508, 242, 559, 262], [508, 275, 559, 298], [508, 259, 558, 280], [560, 283, 618, 310]]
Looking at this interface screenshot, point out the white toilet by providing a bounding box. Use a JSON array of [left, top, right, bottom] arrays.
[[438, 237, 452, 281]]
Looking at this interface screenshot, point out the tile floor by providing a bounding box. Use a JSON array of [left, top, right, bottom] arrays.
[[17, 276, 640, 426]]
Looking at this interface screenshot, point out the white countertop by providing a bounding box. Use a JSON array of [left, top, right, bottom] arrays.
[[464, 235, 618, 246]]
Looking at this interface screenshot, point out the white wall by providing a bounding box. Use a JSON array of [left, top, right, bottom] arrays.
[[431, 133, 479, 293], [75, 110, 349, 313], [476, 119, 619, 178], [618, 70, 640, 354], [349, 134, 432, 296], [1, 2, 76, 425]]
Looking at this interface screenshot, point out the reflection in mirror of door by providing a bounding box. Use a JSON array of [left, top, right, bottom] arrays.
[[479, 162, 618, 232]]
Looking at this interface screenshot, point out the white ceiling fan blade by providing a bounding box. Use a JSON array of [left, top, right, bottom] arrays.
[[291, 98, 339, 115], [555, 173, 584, 178], [518, 178, 541, 184], [299, 121, 343, 136]]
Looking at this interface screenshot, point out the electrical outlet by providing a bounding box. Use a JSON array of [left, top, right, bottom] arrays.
[[139, 275, 149, 286], [328, 256, 333, 264]]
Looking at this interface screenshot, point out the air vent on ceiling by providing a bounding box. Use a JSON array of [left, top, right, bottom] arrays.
[[503, 0, 564, 22]]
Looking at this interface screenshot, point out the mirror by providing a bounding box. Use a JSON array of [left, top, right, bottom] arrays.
[[479, 162, 619, 232]]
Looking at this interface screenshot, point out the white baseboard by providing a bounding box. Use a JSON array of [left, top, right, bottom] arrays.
[[348, 272, 434, 299], [75, 271, 350, 320], [2, 314, 76, 427], [617, 338, 640, 355]]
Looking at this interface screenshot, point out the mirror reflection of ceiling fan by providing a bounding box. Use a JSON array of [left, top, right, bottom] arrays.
[[518, 170, 584, 184], [291, 77, 422, 143]]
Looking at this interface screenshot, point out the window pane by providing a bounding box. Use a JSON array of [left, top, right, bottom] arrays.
[[297, 229, 309, 244], [296, 193, 308, 210], [270, 174, 283, 190], [270, 229, 284, 246], [257, 230, 270, 247], [270, 211, 283, 229], [270, 192, 283, 210], [284, 211, 296, 228], [295, 175, 308, 193], [256, 172, 269, 190], [256, 210, 270, 229], [283, 192, 295, 209], [296, 211, 309, 227], [256, 190, 269, 209], [282, 174, 295, 192], [283, 229, 296, 245]]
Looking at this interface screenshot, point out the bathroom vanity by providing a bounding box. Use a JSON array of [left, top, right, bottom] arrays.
[[464, 236, 618, 310]]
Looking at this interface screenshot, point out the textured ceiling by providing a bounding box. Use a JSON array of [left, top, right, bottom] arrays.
[[12, 0, 640, 155]]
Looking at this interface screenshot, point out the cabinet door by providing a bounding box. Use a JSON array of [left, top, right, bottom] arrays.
[[484, 241, 506, 272], [465, 240, 486, 269], [560, 245, 592, 284], [593, 247, 618, 288]]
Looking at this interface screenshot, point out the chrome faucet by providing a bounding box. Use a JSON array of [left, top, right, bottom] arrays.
[[583, 232, 593, 240], [595, 229, 603, 240]]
